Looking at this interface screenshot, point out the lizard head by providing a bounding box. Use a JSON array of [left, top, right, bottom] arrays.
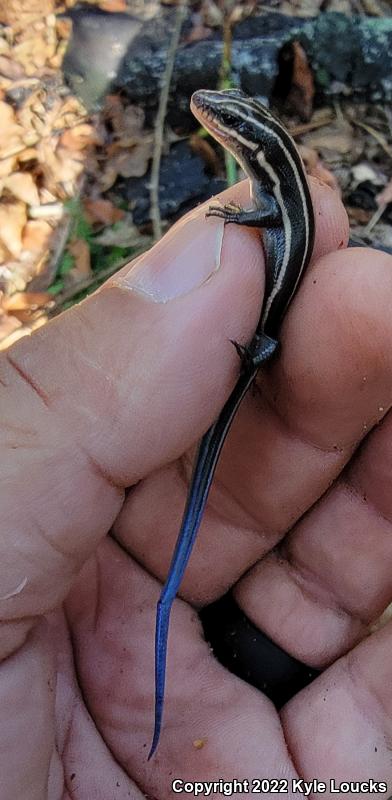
[[191, 88, 267, 157]]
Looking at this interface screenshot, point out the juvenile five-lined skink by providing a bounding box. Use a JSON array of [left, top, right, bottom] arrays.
[[148, 88, 315, 758]]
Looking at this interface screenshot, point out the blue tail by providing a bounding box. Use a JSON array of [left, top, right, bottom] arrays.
[[148, 367, 257, 759]]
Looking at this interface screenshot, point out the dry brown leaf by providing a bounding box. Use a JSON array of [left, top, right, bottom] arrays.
[[298, 144, 319, 170], [0, 78, 12, 93], [308, 161, 339, 191], [103, 96, 145, 146], [0, 310, 21, 343], [16, 89, 42, 132], [347, 206, 372, 225], [17, 146, 39, 163], [97, 164, 118, 193], [28, 249, 52, 285], [0, 239, 11, 263], [20, 91, 62, 140], [102, 94, 125, 132], [60, 123, 99, 151], [0, 100, 24, 157], [29, 96, 46, 118], [108, 142, 153, 179], [299, 144, 339, 191], [0, 200, 27, 257], [288, 41, 314, 121], [0, 38, 10, 58], [0, 257, 39, 292], [49, 37, 69, 71], [94, 216, 147, 249], [2, 290, 51, 311], [190, 132, 220, 172], [54, 96, 88, 130], [67, 238, 91, 282], [0, 314, 49, 349], [6, 306, 48, 325], [0, 155, 17, 179], [55, 18, 72, 41], [0, 55, 25, 80], [83, 198, 124, 226], [98, 0, 127, 10], [37, 188, 57, 204], [22, 219, 52, 253], [38, 140, 85, 196], [3, 171, 40, 205]]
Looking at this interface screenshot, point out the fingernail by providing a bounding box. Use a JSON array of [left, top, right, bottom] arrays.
[[119, 210, 224, 302]]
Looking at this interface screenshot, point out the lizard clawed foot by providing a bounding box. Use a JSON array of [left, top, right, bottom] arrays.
[[206, 201, 244, 224]]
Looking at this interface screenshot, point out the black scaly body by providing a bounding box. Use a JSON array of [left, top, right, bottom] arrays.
[[148, 89, 315, 758]]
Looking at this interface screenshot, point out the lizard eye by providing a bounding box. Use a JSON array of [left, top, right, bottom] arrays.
[[218, 107, 239, 129]]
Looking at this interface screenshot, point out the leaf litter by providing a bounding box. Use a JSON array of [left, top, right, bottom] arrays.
[[0, 0, 151, 348]]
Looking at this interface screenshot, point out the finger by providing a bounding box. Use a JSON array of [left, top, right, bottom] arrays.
[[0, 612, 145, 799], [235, 416, 392, 667], [0, 621, 54, 799], [45, 612, 145, 797], [116, 245, 392, 618], [282, 621, 392, 792], [234, 246, 392, 666]]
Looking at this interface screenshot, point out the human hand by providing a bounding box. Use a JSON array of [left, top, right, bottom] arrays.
[[1, 180, 391, 799]]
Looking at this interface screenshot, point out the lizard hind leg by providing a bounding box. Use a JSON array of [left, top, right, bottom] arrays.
[[231, 332, 278, 371], [249, 332, 279, 365]]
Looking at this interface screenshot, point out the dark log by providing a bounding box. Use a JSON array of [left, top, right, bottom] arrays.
[[62, 5, 392, 114], [114, 140, 226, 226]]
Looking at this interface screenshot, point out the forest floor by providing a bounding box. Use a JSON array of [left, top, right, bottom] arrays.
[[0, 0, 391, 348]]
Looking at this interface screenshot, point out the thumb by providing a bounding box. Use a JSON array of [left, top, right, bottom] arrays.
[[0, 184, 265, 656]]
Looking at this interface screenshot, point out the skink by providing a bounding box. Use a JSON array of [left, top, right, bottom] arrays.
[[149, 88, 315, 758]]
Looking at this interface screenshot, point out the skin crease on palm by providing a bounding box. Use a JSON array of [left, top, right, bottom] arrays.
[[2, 177, 392, 800]]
